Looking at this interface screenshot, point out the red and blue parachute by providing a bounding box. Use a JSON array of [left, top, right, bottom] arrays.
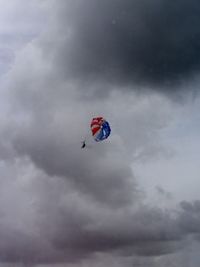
[[81, 117, 111, 148], [90, 117, 111, 142]]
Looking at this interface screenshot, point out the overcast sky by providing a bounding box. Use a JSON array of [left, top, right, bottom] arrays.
[[0, 1, 200, 266]]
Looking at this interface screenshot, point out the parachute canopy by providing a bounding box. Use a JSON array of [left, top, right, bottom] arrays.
[[91, 117, 111, 142]]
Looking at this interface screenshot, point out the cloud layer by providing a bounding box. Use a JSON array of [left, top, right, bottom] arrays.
[[0, 1, 200, 266], [53, 0, 200, 89]]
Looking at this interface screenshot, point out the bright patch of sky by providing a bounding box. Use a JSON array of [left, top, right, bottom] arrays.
[[0, 0, 48, 76], [133, 95, 200, 205]]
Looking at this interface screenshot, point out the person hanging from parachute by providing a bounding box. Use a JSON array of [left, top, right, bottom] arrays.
[[81, 117, 111, 148], [81, 140, 86, 148]]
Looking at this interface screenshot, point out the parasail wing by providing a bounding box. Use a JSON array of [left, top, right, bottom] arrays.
[[91, 117, 111, 142]]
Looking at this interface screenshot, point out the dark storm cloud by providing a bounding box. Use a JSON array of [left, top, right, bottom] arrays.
[[0, 222, 66, 264], [1, 192, 200, 265], [45, 201, 200, 260], [178, 200, 200, 234], [55, 0, 200, 88], [50, 206, 182, 257]]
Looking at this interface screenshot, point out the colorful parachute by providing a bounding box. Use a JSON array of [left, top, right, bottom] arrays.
[[90, 117, 111, 142]]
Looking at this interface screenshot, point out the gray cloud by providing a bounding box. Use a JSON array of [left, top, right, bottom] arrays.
[[50, 0, 200, 90], [0, 1, 200, 266], [178, 200, 200, 234]]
